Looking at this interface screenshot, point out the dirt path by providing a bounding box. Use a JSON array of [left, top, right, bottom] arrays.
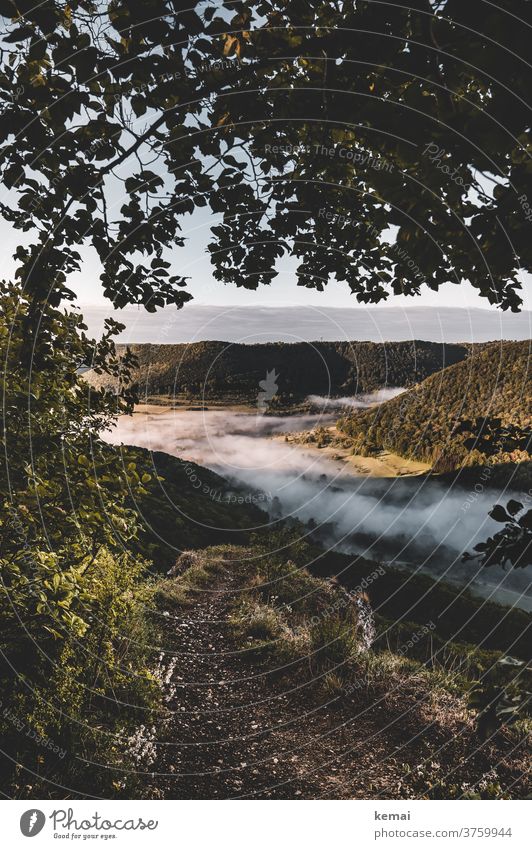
[[148, 555, 528, 800]]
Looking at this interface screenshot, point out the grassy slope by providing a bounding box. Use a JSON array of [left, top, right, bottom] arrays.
[[339, 340, 530, 470], [121, 446, 266, 569], [268, 536, 532, 661], [148, 544, 531, 799]]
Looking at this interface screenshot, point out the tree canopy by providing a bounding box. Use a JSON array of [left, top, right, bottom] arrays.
[[0, 0, 531, 318]]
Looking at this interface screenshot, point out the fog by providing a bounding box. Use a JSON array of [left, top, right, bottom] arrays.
[[105, 407, 532, 610], [81, 304, 532, 344], [308, 388, 405, 410]]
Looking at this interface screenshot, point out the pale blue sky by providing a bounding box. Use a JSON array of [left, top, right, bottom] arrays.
[[75, 210, 532, 311], [1, 200, 530, 312]]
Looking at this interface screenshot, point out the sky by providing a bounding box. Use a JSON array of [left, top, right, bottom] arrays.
[[2, 189, 530, 313], [68, 204, 532, 341], [78, 303, 532, 344], [64, 202, 532, 312]]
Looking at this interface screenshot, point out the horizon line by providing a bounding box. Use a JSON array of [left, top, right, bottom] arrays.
[[77, 302, 532, 314]]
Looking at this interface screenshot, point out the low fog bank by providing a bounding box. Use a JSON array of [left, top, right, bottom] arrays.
[[308, 388, 405, 410], [82, 304, 532, 344], [105, 408, 531, 610]]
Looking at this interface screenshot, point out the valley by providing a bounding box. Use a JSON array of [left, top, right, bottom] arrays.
[[78, 335, 532, 800], [104, 398, 531, 613], [99, 336, 530, 617]]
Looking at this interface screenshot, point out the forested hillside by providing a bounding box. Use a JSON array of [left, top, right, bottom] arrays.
[[339, 340, 531, 471], [86, 340, 470, 402], [2, 0, 532, 804]]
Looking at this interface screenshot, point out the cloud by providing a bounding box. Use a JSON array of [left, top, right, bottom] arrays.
[[82, 304, 532, 344]]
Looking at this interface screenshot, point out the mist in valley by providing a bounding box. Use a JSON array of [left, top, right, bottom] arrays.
[[105, 407, 532, 610], [307, 388, 405, 410]]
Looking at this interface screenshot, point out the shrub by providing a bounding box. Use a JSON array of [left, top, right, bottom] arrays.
[[0, 548, 162, 797], [232, 602, 285, 642], [309, 611, 360, 675]]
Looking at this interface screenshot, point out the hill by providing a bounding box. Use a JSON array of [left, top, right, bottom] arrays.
[[339, 340, 531, 472], [86, 340, 470, 403], [112, 445, 266, 569]]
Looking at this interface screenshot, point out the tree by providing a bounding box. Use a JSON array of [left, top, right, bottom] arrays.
[[0, 0, 531, 332], [463, 499, 532, 570], [0, 284, 167, 793], [455, 418, 532, 458]]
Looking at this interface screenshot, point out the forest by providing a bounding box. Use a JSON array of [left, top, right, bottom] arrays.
[[339, 340, 531, 472]]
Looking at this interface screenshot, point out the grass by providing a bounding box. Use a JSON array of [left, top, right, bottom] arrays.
[[154, 550, 228, 609], [158, 542, 532, 751], [253, 558, 326, 613], [309, 611, 360, 674], [234, 601, 286, 641], [226, 553, 368, 686]]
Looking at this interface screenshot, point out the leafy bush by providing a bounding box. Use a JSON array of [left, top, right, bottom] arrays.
[[0, 548, 162, 797], [0, 288, 163, 797], [464, 499, 532, 570]]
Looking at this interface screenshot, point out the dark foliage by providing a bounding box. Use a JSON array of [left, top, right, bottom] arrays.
[[339, 340, 531, 470], [469, 656, 532, 739], [87, 339, 470, 401], [1, 1, 532, 316]]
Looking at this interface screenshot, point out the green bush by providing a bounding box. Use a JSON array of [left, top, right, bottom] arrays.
[[0, 548, 162, 797]]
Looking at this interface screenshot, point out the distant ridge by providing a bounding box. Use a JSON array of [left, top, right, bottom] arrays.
[[81, 304, 532, 345], [86, 340, 470, 400]]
